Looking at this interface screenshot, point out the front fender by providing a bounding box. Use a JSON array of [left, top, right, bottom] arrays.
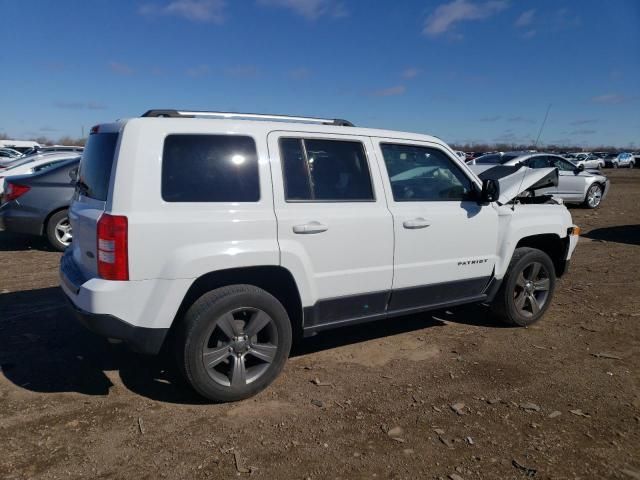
[[494, 204, 573, 278]]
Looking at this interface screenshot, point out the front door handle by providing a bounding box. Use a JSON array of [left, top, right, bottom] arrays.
[[293, 221, 328, 234], [403, 218, 430, 229]]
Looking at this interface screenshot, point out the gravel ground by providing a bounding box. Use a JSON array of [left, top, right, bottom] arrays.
[[1, 169, 639, 480]]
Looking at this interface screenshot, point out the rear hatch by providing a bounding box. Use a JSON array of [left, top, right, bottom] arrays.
[[69, 127, 120, 278]]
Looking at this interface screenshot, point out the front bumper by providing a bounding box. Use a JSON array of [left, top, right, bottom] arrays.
[[601, 178, 611, 201], [59, 250, 184, 355]]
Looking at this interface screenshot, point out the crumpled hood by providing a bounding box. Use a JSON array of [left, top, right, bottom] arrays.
[[469, 165, 559, 205]]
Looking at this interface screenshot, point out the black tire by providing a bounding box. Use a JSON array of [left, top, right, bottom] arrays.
[[629, 161, 635, 169], [45, 209, 72, 251], [175, 285, 292, 402], [583, 183, 603, 209], [490, 247, 556, 327]]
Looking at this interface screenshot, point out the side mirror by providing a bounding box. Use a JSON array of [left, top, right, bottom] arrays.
[[69, 167, 79, 183], [576, 163, 585, 173], [480, 178, 500, 203]]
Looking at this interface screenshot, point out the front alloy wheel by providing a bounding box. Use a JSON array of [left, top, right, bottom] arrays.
[[512, 262, 551, 319], [491, 247, 556, 326], [584, 184, 603, 209]]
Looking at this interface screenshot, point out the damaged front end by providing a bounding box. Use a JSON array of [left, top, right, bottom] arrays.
[[469, 165, 560, 205]]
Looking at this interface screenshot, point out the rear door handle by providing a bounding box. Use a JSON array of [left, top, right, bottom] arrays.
[[293, 221, 328, 234], [403, 218, 430, 229]]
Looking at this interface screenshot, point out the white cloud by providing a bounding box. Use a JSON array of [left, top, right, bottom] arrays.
[[257, 0, 347, 20], [591, 93, 632, 105], [423, 0, 509, 36], [514, 8, 535, 27], [109, 61, 134, 75], [186, 64, 211, 77], [288, 67, 311, 80], [401, 67, 420, 79], [140, 0, 226, 23], [373, 85, 406, 97], [522, 29, 536, 39], [224, 65, 260, 78]]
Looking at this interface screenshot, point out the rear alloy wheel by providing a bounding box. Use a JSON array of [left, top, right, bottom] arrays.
[[45, 209, 72, 251], [176, 285, 292, 402], [491, 247, 556, 327], [584, 183, 603, 209]]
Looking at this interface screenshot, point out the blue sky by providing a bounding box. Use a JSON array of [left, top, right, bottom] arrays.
[[1, 0, 639, 147]]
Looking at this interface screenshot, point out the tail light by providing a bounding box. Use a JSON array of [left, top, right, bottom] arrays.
[[4, 182, 30, 202], [97, 214, 129, 280]]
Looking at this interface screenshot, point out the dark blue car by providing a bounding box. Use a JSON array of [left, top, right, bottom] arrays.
[[0, 157, 80, 251]]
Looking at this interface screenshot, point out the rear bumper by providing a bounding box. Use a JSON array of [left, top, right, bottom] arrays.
[[59, 250, 189, 355], [64, 296, 168, 355], [0, 202, 43, 235]]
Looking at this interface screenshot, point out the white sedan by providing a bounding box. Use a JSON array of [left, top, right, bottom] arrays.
[[574, 153, 605, 170]]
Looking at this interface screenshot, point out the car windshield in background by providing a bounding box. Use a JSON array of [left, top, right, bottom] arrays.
[[475, 153, 520, 164], [77, 133, 118, 201]]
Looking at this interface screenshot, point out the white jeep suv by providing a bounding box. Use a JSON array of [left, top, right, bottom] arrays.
[[60, 110, 579, 402]]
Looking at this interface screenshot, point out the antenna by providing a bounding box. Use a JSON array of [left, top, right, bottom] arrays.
[[512, 103, 552, 211], [534, 104, 552, 148]]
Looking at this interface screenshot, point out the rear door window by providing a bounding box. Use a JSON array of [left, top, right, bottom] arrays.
[[279, 138, 374, 201], [78, 133, 119, 201], [162, 134, 259, 202]]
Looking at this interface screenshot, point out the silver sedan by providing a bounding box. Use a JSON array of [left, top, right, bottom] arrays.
[[474, 152, 610, 208]]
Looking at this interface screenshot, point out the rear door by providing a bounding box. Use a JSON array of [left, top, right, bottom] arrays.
[[375, 140, 498, 311], [68, 128, 120, 277], [268, 132, 394, 328]]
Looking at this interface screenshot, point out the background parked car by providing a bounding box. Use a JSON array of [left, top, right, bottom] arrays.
[[0, 139, 40, 154], [472, 152, 610, 208], [0, 150, 79, 170], [0, 158, 79, 250], [0, 155, 79, 194], [574, 153, 605, 169], [604, 152, 635, 168], [19, 145, 84, 157], [0, 148, 22, 161]]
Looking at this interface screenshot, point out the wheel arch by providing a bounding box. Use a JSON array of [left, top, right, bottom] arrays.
[[169, 265, 304, 342], [515, 233, 570, 278], [42, 205, 70, 236]]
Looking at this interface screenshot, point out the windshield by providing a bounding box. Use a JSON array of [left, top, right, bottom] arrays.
[[476, 153, 520, 165]]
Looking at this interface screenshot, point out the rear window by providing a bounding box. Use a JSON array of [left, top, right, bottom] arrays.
[[78, 133, 119, 201], [162, 134, 259, 202]]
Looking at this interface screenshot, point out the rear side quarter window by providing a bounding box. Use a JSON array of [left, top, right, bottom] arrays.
[[162, 134, 260, 202]]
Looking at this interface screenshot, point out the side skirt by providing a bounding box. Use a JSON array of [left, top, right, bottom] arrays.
[[302, 277, 492, 337]]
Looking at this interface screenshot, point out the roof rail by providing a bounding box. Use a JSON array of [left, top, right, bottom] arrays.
[[141, 109, 354, 127]]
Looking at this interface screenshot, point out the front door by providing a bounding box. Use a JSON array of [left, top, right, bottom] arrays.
[[374, 140, 498, 311]]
